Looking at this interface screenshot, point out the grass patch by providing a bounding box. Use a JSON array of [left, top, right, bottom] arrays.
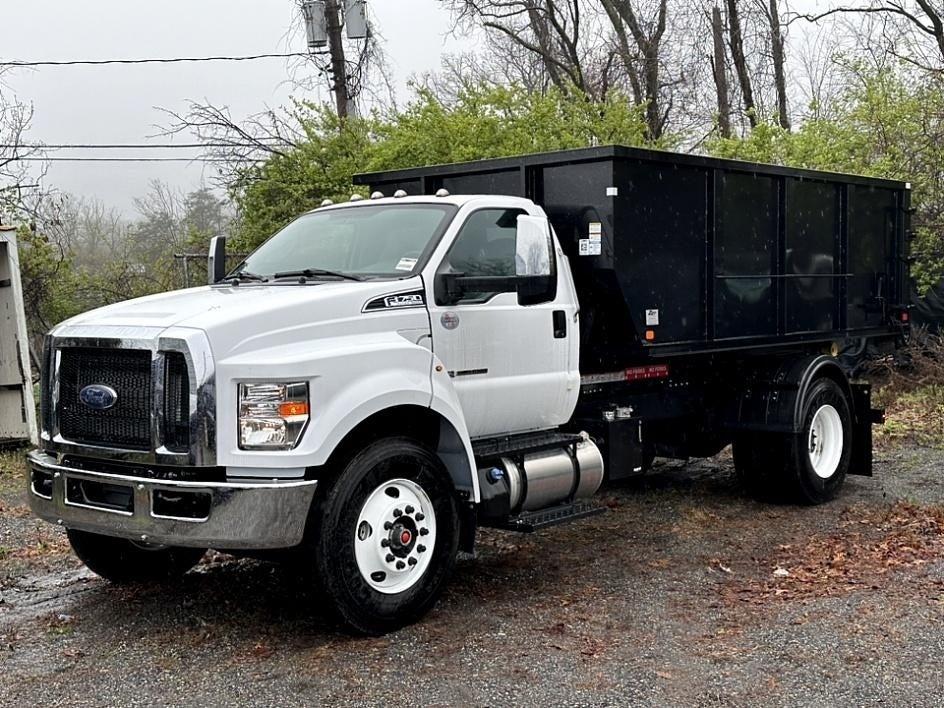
[[0, 448, 28, 494], [872, 329, 944, 448], [879, 384, 944, 447]]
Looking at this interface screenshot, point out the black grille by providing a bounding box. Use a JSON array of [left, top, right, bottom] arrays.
[[59, 348, 153, 450], [163, 352, 190, 451]]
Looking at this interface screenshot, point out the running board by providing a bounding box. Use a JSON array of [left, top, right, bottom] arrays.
[[490, 500, 606, 533]]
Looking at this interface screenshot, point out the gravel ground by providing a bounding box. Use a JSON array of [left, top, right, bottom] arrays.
[[1, 444, 943, 707]]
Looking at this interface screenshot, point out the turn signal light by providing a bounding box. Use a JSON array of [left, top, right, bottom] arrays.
[[279, 401, 309, 417]]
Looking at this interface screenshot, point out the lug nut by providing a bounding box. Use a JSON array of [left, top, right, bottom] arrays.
[[381, 539, 390, 547], [408, 557, 417, 566], [383, 521, 393, 530], [405, 505, 414, 514], [396, 561, 405, 570], [393, 508, 402, 517], [415, 513, 425, 521], [386, 553, 395, 562], [417, 544, 426, 553], [419, 528, 429, 536]]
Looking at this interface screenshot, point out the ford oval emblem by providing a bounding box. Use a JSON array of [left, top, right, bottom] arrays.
[[79, 384, 118, 411]]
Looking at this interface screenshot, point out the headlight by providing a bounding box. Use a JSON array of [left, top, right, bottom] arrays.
[[238, 382, 309, 450]]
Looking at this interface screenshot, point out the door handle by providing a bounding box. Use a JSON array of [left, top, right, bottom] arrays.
[[553, 310, 567, 338]]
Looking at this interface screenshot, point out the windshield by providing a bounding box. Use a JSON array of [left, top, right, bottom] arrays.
[[236, 203, 458, 280]]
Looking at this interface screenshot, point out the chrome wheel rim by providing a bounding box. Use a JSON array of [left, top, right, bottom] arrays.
[[354, 478, 437, 594], [808, 404, 843, 480]]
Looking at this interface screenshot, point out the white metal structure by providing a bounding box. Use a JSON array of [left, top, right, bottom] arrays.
[[0, 226, 37, 446]]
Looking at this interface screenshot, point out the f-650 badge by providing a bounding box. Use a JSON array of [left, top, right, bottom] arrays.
[[364, 290, 426, 312]]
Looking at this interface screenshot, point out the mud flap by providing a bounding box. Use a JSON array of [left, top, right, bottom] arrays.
[[849, 382, 882, 477]]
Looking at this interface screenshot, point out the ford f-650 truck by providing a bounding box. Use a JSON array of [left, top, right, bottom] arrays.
[[27, 146, 910, 634]]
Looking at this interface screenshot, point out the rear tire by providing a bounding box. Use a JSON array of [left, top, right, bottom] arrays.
[[310, 437, 459, 635], [734, 377, 852, 505], [67, 529, 205, 583]]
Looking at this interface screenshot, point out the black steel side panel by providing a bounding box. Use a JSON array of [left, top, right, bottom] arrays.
[[356, 146, 910, 367]]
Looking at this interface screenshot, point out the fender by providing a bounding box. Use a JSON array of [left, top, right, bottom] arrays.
[[215, 332, 433, 469], [429, 352, 479, 502], [215, 332, 479, 497], [728, 355, 853, 435]]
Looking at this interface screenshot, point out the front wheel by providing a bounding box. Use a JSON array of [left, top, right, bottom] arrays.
[[66, 529, 206, 583], [311, 437, 459, 635]]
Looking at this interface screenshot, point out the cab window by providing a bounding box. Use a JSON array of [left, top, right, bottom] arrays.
[[437, 208, 522, 304]]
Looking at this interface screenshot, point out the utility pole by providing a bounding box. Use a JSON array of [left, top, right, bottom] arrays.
[[325, 0, 350, 119]]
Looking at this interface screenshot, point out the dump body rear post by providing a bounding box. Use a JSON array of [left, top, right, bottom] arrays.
[[28, 146, 909, 633]]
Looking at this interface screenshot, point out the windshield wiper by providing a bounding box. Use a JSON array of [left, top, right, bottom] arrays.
[[272, 268, 364, 282], [222, 270, 267, 284]]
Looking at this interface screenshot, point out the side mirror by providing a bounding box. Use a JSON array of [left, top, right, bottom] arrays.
[[208, 235, 227, 285], [516, 216, 552, 277]]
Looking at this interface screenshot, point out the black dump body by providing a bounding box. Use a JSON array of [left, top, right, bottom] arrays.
[[356, 146, 910, 373]]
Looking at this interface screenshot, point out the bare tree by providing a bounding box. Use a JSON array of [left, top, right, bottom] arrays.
[[766, 0, 791, 129], [798, 1, 944, 71], [599, 0, 670, 139], [726, 0, 759, 128], [0, 83, 45, 224], [793, 22, 847, 120], [711, 5, 733, 137], [156, 103, 301, 188], [445, 0, 597, 97]]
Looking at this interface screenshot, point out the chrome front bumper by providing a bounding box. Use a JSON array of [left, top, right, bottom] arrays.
[[26, 451, 318, 550]]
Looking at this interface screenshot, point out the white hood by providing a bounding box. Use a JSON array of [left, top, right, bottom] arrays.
[[55, 278, 430, 358]]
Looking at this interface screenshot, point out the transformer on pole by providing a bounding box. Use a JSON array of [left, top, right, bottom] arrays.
[[303, 0, 368, 50]]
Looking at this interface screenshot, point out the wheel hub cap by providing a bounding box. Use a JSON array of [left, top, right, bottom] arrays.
[[354, 478, 437, 594], [808, 404, 843, 480]]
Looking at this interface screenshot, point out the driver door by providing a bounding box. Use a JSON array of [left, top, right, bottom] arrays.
[[426, 207, 578, 439]]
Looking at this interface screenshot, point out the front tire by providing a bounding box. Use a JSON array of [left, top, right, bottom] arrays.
[[66, 529, 205, 583], [735, 377, 852, 504], [311, 437, 459, 635]]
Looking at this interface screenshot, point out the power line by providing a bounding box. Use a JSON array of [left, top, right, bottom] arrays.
[[0, 143, 288, 150], [0, 52, 311, 68], [10, 156, 262, 163]]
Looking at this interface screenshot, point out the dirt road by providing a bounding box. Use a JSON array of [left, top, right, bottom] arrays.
[[2, 445, 943, 707]]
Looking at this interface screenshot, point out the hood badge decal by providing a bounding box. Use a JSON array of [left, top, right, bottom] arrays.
[[363, 289, 426, 312]]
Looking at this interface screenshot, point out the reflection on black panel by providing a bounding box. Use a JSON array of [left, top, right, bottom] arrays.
[[715, 172, 777, 338], [441, 171, 521, 197], [542, 162, 625, 372], [618, 160, 708, 344], [785, 179, 838, 332], [848, 186, 895, 328]]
